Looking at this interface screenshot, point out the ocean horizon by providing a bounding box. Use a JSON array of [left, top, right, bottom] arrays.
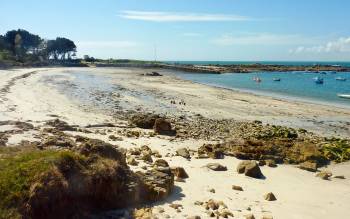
[[165, 61, 350, 67]]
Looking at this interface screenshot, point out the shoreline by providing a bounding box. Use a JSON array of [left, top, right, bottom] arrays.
[[1, 67, 350, 219]]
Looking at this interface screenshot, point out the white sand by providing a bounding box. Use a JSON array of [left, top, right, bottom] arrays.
[[1, 67, 350, 219]]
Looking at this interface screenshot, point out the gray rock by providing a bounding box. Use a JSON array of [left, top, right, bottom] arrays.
[[206, 163, 227, 171], [176, 148, 191, 159]]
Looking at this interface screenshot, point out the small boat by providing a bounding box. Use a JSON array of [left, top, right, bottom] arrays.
[[335, 77, 347, 81], [313, 77, 324, 84], [337, 94, 350, 99], [320, 72, 327, 75], [253, 77, 262, 83], [273, 78, 281, 81]]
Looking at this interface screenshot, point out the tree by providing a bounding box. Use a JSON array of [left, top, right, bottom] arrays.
[[44, 37, 76, 60], [0, 35, 7, 51], [4, 29, 42, 57]]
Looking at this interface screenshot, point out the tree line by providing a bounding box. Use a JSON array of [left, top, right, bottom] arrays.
[[0, 29, 77, 64]]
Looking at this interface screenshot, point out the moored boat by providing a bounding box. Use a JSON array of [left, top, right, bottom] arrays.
[[337, 94, 350, 99], [313, 77, 324, 84], [273, 78, 281, 81], [335, 77, 347, 81]]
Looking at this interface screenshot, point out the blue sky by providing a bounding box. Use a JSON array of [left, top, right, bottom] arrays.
[[1, 0, 350, 61]]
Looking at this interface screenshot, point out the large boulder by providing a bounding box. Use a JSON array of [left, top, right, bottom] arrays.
[[136, 168, 174, 202], [153, 118, 175, 135], [130, 114, 159, 129], [237, 161, 264, 179]]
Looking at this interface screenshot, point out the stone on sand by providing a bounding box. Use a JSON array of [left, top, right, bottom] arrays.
[[237, 160, 264, 178], [176, 147, 191, 159], [232, 185, 243, 191], [206, 163, 227, 171], [264, 192, 277, 201], [299, 161, 317, 172]]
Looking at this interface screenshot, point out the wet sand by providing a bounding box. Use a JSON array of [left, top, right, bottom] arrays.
[[1, 67, 350, 219]]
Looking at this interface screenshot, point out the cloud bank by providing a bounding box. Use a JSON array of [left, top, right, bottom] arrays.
[[290, 37, 350, 54], [119, 10, 251, 22], [212, 33, 311, 46]]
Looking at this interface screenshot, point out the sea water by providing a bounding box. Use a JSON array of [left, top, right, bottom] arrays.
[[176, 71, 350, 108]]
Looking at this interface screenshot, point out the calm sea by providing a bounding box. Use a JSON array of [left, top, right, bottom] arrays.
[[175, 70, 350, 108]]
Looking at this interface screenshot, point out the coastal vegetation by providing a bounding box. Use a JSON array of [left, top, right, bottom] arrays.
[[0, 29, 78, 67]]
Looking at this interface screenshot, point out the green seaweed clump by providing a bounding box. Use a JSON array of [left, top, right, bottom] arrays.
[[321, 139, 350, 162]]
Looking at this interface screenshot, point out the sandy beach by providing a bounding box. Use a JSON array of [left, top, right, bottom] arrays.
[[1, 67, 350, 219]]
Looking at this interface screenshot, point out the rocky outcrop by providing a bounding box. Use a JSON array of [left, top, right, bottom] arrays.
[[45, 119, 76, 131], [130, 114, 159, 129], [0, 136, 174, 219]]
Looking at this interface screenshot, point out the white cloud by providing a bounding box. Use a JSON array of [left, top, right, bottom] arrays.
[[212, 33, 313, 46], [77, 41, 139, 49], [118, 10, 251, 22], [290, 37, 350, 54]]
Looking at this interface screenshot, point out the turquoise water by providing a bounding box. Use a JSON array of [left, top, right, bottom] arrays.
[[166, 61, 350, 67], [176, 71, 350, 107]]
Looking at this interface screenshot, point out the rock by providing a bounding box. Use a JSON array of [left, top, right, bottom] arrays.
[[41, 135, 75, 148], [108, 135, 123, 141], [171, 167, 189, 178], [45, 119, 76, 131], [245, 214, 255, 219], [316, 170, 332, 180], [333, 175, 345, 179], [133, 208, 153, 219], [232, 185, 243, 191], [237, 161, 264, 178], [153, 118, 175, 135], [264, 192, 277, 201], [140, 145, 152, 154], [176, 148, 191, 159], [137, 168, 174, 202], [175, 177, 185, 182], [194, 201, 203, 206], [219, 209, 233, 218], [299, 161, 317, 172], [145, 71, 163, 76], [206, 200, 219, 210], [78, 139, 125, 162], [169, 203, 183, 209], [127, 156, 139, 166], [154, 159, 169, 167], [130, 114, 159, 129], [266, 159, 277, 167], [141, 153, 153, 163], [258, 160, 266, 166], [187, 216, 201, 219], [208, 188, 215, 193], [198, 144, 224, 159], [206, 163, 227, 171]]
